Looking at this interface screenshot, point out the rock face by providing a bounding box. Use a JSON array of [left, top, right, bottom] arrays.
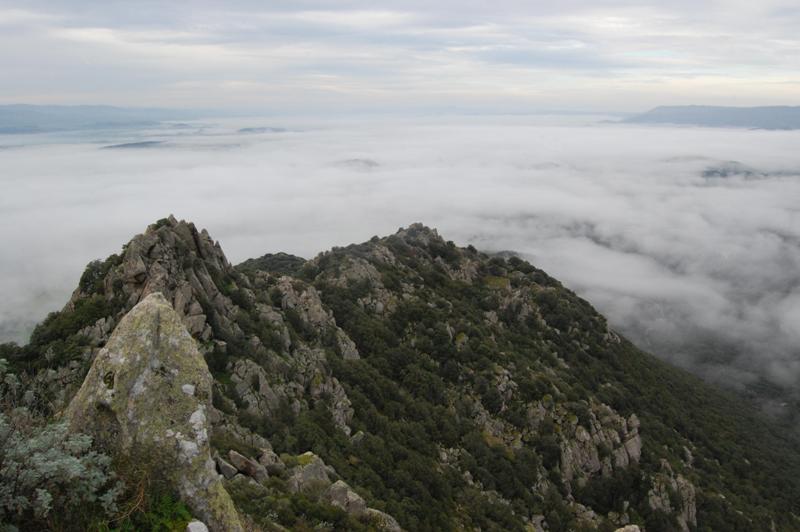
[[558, 405, 642, 486], [287, 451, 334, 493], [324, 480, 368, 515], [58, 216, 360, 439], [287, 452, 404, 530], [64, 293, 242, 532], [648, 460, 697, 532]]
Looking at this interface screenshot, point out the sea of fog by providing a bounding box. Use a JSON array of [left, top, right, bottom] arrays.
[[2, 115, 799, 408]]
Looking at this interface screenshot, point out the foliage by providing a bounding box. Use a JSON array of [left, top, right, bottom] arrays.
[[10, 223, 800, 530], [237, 252, 307, 276], [0, 409, 121, 530], [227, 478, 369, 531], [105, 493, 191, 532]]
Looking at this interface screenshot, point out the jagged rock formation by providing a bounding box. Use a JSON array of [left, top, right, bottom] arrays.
[[7, 217, 800, 530], [647, 460, 697, 532], [55, 216, 358, 437], [64, 293, 242, 531]]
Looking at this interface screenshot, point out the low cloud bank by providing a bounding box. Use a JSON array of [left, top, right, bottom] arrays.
[[2, 116, 799, 406]]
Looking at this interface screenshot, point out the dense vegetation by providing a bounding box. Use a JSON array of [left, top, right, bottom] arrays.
[[224, 228, 800, 531], [3, 220, 800, 531]]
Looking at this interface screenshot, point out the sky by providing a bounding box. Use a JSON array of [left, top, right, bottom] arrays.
[[1, 1, 799, 112], [1, 117, 799, 415]]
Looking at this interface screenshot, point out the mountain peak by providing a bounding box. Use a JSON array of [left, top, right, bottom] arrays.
[[392, 222, 444, 247], [64, 216, 239, 352]]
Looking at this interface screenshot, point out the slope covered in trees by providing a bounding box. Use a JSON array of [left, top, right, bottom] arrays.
[[2, 217, 799, 531]]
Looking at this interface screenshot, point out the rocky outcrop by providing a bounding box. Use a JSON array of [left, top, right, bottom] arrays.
[[324, 480, 368, 515], [186, 521, 209, 532], [227, 450, 268, 483], [65, 216, 358, 439], [286, 452, 404, 530], [64, 293, 242, 531], [287, 452, 334, 493], [316, 255, 397, 315], [556, 403, 642, 486], [229, 347, 354, 435], [648, 460, 697, 532], [365, 508, 403, 531], [257, 444, 286, 475], [67, 215, 241, 346]]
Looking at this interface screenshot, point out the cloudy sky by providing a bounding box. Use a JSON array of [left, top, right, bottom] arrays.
[[1, 0, 799, 112]]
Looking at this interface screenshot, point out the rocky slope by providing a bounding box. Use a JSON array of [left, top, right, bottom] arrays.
[[3, 216, 800, 531]]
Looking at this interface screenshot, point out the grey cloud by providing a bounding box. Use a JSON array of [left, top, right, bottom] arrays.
[[1, 1, 799, 110]]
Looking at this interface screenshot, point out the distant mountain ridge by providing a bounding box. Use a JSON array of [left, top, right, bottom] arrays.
[[624, 105, 800, 129], [0, 104, 201, 134]]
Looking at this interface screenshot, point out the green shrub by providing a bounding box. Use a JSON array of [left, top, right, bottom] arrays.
[[0, 410, 121, 530], [107, 494, 191, 532]]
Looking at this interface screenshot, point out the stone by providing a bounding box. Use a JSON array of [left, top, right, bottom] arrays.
[[64, 293, 242, 532], [614, 526, 641, 532], [647, 461, 697, 532], [364, 508, 404, 531], [228, 450, 268, 483], [216, 456, 238, 480], [186, 521, 209, 532], [337, 330, 360, 360], [287, 452, 333, 493], [258, 446, 286, 475], [323, 480, 367, 516]]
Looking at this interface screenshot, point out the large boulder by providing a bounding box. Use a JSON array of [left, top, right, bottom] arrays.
[[64, 293, 242, 531], [323, 480, 367, 515], [228, 450, 268, 483], [287, 452, 334, 493], [365, 508, 403, 531]]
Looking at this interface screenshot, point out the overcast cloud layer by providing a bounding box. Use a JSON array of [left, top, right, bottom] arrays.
[[1, 117, 799, 409], [0, 1, 799, 111]]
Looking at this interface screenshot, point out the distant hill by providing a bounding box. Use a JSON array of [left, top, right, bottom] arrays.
[[624, 105, 800, 129], [0, 104, 200, 134]]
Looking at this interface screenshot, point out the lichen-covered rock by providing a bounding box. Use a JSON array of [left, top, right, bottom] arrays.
[[316, 255, 396, 315], [323, 480, 368, 515], [186, 521, 209, 532], [287, 452, 334, 493], [64, 293, 242, 532], [557, 402, 642, 486], [258, 445, 286, 475], [274, 276, 360, 359], [215, 455, 238, 479], [228, 450, 268, 483], [65, 215, 241, 348], [647, 460, 697, 532], [364, 508, 404, 531], [229, 348, 354, 435]]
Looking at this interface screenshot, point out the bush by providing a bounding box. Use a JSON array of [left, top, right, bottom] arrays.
[[107, 493, 191, 532], [0, 409, 121, 530]]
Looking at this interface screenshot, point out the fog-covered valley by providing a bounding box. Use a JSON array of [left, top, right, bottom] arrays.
[[2, 115, 799, 419]]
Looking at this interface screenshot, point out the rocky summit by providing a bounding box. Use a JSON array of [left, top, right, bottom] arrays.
[[2, 216, 800, 531]]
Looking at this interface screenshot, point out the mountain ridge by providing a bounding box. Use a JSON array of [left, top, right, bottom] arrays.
[[0, 104, 202, 133], [623, 105, 800, 129], [2, 215, 799, 531]]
